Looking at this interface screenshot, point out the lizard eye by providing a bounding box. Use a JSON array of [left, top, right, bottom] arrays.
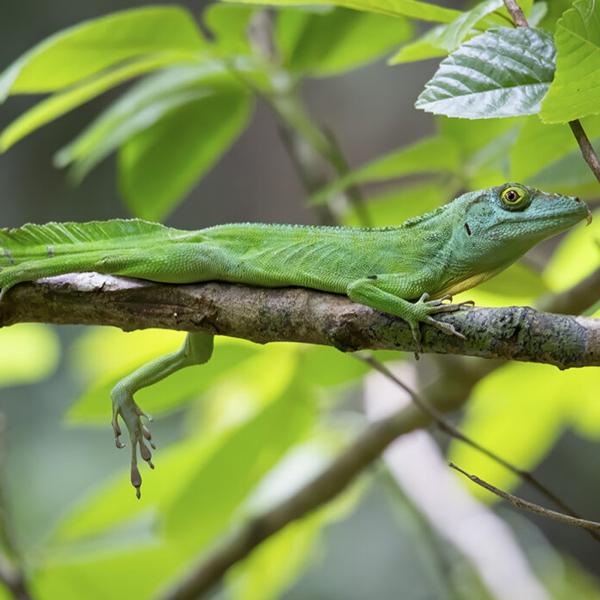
[[500, 185, 528, 209]]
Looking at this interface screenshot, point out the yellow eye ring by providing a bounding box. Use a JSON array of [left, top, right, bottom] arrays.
[[501, 186, 526, 206]]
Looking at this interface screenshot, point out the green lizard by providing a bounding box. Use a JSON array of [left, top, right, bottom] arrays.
[[0, 183, 591, 496]]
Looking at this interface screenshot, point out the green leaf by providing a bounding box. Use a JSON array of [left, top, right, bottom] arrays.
[[544, 208, 600, 292], [526, 139, 600, 195], [0, 324, 59, 386], [511, 115, 600, 182], [164, 376, 315, 545], [55, 63, 235, 181], [540, 0, 600, 123], [276, 8, 412, 76], [343, 181, 449, 227], [476, 262, 548, 297], [389, 0, 540, 64], [118, 87, 253, 220], [566, 368, 600, 438], [415, 27, 555, 119], [35, 543, 190, 600], [0, 54, 190, 151], [388, 25, 448, 64], [298, 345, 370, 386], [449, 362, 569, 498], [436, 0, 504, 52], [203, 5, 256, 56], [0, 6, 206, 100], [223, 0, 462, 24], [311, 136, 460, 204]]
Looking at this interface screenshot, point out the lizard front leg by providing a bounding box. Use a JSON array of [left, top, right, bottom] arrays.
[[111, 331, 214, 498], [347, 275, 472, 349]]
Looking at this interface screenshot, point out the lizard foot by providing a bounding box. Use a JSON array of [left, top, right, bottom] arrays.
[[111, 385, 155, 499], [410, 293, 475, 355]]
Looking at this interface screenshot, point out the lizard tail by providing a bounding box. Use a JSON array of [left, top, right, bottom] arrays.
[[0, 219, 176, 267], [0, 219, 186, 298]]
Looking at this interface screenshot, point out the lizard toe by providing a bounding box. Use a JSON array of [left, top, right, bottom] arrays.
[[425, 316, 466, 339]]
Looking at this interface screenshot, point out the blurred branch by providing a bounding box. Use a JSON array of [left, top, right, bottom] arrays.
[[504, 0, 600, 184], [1, 274, 598, 368], [450, 463, 600, 534]]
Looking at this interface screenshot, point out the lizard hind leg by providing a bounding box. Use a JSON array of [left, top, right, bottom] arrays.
[[111, 331, 215, 498]]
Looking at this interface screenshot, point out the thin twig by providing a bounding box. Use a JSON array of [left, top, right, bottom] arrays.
[[502, 0, 528, 27], [569, 121, 600, 185], [503, 0, 600, 184], [359, 355, 600, 543], [450, 463, 600, 534]]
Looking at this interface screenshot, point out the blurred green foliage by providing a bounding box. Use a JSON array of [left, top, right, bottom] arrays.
[[0, 0, 599, 598]]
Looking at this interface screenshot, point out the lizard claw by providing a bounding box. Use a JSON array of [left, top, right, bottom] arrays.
[[424, 316, 466, 339], [111, 384, 155, 498]]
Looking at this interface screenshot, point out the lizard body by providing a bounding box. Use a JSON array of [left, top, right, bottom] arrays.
[[0, 183, 590, 495]]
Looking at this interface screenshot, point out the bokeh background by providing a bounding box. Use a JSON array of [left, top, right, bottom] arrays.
[[1, 1, 600, 599]]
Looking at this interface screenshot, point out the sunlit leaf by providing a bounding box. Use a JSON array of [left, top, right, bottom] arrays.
[[389, 0, 540, 64], [164, 376, 315, 546], [511, 115, 600, 184], [476, 262, 548, 297], [0, 6, 206, 99], [438, 116, 523, 187], [55, 63, 236, 181], [0, 324, 59, 386], [311, 136, 459, 204], [388, 24, 448, 64], [343, 182, 449, 227], [540, 0, 600, 123], [454, 263, 548, 308], [276, 8, 412, 76], [564, 368, 600, 438], [543, 209, 600, 291], [222, 0, 461, 24], [298, 345, 370, 387], [416, 27, 555, 119], [203, 4, 256, 56], [449, 362, 570, 499], [119, 87, 254, 219], [436, 0, 504, 52], [36, 539, 194, 600], [0, 54, 192, 151]]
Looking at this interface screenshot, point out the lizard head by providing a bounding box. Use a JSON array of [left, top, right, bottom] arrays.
[[457, 183, 591, 256]]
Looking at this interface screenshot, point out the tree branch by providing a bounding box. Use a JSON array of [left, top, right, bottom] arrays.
[[1, 273, 598, 369]]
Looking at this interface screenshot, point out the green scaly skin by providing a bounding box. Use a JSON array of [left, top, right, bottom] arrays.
[[0, 183, 591, 496]]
